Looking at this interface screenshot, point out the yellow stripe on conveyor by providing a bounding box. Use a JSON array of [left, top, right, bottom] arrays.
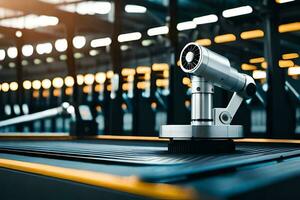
[[0, 158, 197, 200], [235, 138, 300, 144]]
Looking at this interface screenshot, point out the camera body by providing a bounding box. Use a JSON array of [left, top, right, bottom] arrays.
[[160, 43, 256, 144]]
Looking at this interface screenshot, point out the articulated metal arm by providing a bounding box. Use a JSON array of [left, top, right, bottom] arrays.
[[213, 92, 244, 125]]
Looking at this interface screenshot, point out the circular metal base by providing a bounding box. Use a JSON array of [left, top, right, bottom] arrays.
[[168, 139, 235, 153], [160, 124, 243, 139]]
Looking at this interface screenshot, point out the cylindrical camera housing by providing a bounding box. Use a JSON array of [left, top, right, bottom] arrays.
[[180, 43, 256, 98]]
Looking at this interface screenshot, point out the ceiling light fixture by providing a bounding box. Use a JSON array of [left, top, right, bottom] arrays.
[[125, 5, 147, 13], [222, 6, 253, 18], [193, 14, 218, 25], [147, 26, 169, 36]]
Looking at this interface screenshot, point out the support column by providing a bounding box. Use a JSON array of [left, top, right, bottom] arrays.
[[109, 0, 123, 134], [15, 35, 23, 108], [167, 0, 189, 124], [65, 20, 78, 106], [264, 0, 295, 138]]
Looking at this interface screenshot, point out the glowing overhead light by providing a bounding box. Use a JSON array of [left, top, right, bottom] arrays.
[[156, 79, 169, 87], [9, 62, 16, 68], [22, 45, 34, 57], [52, 77, 64, 88], [9, 82, 18, 91], [177, 21, 196, 31], [288, 66, 300, 76], [279, 22, 300, 33], [214, 34, 236, 43], [276, 0, 295, 3], [121, 68, 136, 76], [46, 57, 54, 63], [147, 26, 169, 36], [125, 5, 147, 13], [73, 36, 86, 49], [195, 39, 211, 46], [23, 80, 31, 90], [60, 54, 67, 60], [136, 66, 151, 74], [152, 63, 169, 71], [89, 49, 99, 56], [240, 29, 264, 40], [55, 39, 68, 52], [193, 14, 218, 25], [252, 70, 266, 79], [60, 1, 111, 15], [182, 77, 191, 85], [32, 80, 41, 90], [34, 59, 42, 65], [0, 49, 5, 61], [84, 74, 95, 85], [261, 62, 268, 69], [279, 60, 294, 68], [38, 15, 59, 26], [74, 52, 83, 59], [141, 39, 153, 47], [282, 53, 299, 60], [42, 79, 51, 89], [2, 83, 9, 92], [77, 74, 84, 85], [137, 81, 150, 89], [0, 14, 59, 29], [121, 45, 129, 51], [15, 30, 22, 38], [106, 70, 114, 79], [65, 76, 75, 87], [241, 64, 257, 71], [249, 57, 265, 64], [90, 37, 111, 48], [222, 6, 253, 18], [95, 72, 106, 84], [36, 43, 52, 55], [118, 32, 142, 42], [21, 60, 28, 66], [7, 47, 18, 59]]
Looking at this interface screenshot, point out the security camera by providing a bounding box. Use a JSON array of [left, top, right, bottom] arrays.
[[180, 42, 256, 98], [160, 43, 257, 152]]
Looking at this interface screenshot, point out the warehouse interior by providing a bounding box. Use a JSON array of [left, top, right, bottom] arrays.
[[0, 0, 299, 199]]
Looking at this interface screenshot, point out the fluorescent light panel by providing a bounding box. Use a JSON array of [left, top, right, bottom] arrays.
[[253, 70, 266, 79], [193, 14, 218, 25], [118, 32, 142, 42], [147, 26, 169, 36], [90, 37, 112, 48], [0, 14, 59, 29], [60, 1, 111, 15], [177, 21, 196, 31], [125, 5, 147, 13], [222, 5, 253, 18], [288, 66, 300, 76]]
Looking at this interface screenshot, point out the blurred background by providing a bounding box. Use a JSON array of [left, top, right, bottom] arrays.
[[0, 0, 299, 138]]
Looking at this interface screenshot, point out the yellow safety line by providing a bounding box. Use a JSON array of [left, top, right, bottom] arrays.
[[91, 135, 169, 141], [0, 158, 197, 200], [0, 134, 168, 142], [235, 138, 300, 144]]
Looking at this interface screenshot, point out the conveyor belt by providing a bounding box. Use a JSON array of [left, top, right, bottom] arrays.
[[1, 140, 300, 183]]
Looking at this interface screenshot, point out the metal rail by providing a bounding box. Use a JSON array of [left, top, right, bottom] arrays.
[[0, 103, 73, 128]]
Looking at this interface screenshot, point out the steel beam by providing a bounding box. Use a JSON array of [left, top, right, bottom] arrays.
[[109, 0, 124, 135], [263, 0, 295, 138], [167, 0, 189, 125]]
